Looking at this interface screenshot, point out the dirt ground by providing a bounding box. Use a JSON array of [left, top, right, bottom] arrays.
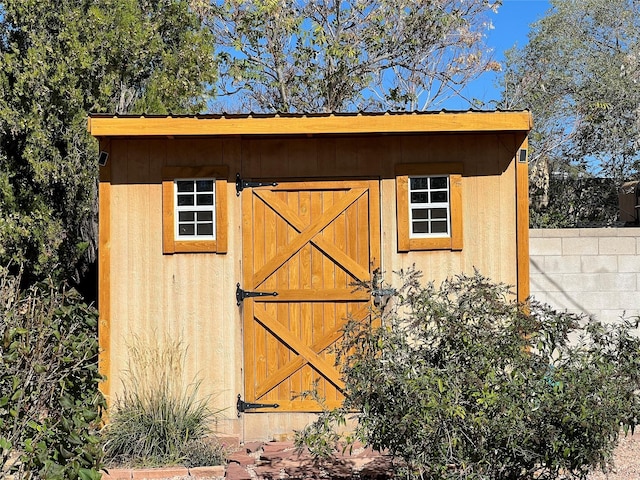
[[587, 431, 640, 479]]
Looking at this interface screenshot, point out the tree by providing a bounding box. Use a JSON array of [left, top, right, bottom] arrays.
[[201, 0, 501, 113], [0, 0, 217, 285], [298, 270, 640, 479], [499, 0, 640, 226]]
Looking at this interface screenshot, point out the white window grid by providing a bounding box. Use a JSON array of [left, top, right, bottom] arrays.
[[408, 175, 450, 238], [174, 178, 216, 240]]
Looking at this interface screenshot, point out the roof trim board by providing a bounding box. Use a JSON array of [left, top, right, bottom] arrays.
[[88, 111, 532, 137]]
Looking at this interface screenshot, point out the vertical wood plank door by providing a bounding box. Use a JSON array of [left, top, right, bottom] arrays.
[[242, 180, 380, 411]]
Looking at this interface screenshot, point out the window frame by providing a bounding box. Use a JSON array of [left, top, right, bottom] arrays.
[[174, 178, 217, 240], [162, 166, 228, 254], [408, 175, 451, 239], [396, 163, 463, 252]]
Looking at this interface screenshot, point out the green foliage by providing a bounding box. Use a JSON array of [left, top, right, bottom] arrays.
[[293, 383, 354, 459], [205, 0, 500, 112], [529, 175, 619, 228], [500, 0, 640, 215], [0, 0, 217, 285], [180, 438, 227, 468], [298, 269, 640, 479], [0, 268, 105, 480], [103, 335, 224, 468]]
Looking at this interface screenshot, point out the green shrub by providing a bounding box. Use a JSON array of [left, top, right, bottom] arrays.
[[297, 269, 640, 480], [180, 438, 227, 468], [103, 334, 224, 467], [0, 269, 105, 480]]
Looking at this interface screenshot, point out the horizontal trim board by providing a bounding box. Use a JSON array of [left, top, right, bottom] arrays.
[[88, 112, 532, 137]]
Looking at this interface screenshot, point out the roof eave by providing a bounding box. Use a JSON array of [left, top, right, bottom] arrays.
[[88, 111, 533, 137]]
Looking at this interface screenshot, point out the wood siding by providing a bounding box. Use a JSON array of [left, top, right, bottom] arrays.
[[100, 131, 527, 440]]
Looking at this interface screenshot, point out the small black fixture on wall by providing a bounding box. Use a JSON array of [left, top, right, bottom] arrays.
[[98, 151, 109, 167], [518, 149, 528, 163]]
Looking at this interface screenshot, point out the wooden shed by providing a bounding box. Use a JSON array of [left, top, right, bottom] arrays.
[[89, 111, 532, 441]]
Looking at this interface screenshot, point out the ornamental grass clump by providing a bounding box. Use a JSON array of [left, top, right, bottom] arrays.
[[103, 334, 224, 467], [298, 268, 640, 480]]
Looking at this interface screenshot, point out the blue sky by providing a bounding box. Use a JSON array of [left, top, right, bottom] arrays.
[[445, 0, 551, 109]]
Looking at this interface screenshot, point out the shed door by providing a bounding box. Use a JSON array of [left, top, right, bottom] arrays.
[[241, 180, 380, 411]]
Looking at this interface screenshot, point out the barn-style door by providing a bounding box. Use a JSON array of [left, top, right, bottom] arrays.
[[240, 180, 380, 412]]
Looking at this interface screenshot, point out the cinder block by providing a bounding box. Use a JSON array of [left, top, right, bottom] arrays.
[[609, 273, 638, 291], [529, 237, 562, 256], [528, 290, 550, 305], [599, 237, 636, 255], [566, 292, 608, 311], [544, 255, 582, 273], [578, 228, 616, 237], [529, 229, 544, 238], [562, 237, 598, 255], [600, 310, 640, 323], [534, 290, 559, 309], [529, 257, 544, 274], [561, 273, 636, 292], [530, 273, 562, 293], [539, 289, 586, 312], [618, 255, 640, 273], [555, 273, 589, 292], [580, 255, 618, 273], [616, 228, 640, 237], [541, 229, 576, 237], [577, 291, 635, 311]]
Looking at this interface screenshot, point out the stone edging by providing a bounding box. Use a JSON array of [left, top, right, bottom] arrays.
[[101, 440, 394, 480], [101, 465, 225, 480]]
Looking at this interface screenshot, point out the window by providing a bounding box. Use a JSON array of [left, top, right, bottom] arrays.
[[175, 179, 216, 239], [396, 163, 463, 251], [409, 176, 450, 238], [162, 166, 228, 254]]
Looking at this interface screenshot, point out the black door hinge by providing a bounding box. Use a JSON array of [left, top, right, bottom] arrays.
[[236, 173, 277, 196], [237, 394, 279, 416], [236, 283, 278, 306]]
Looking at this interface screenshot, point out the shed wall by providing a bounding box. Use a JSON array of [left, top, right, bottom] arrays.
[[101, 132, 525, 439]]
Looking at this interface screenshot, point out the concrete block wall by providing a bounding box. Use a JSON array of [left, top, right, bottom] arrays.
[[530, 228, 640, 323]]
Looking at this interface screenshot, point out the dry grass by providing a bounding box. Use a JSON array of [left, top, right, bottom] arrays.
[[103, 333, 224, 467]]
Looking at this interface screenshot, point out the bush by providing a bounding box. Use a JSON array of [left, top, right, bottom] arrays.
[[297, 269, 640, 480], [0, 269, 105, 480], [180, 438, 227, 468], [102, 334, 224, 467]]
